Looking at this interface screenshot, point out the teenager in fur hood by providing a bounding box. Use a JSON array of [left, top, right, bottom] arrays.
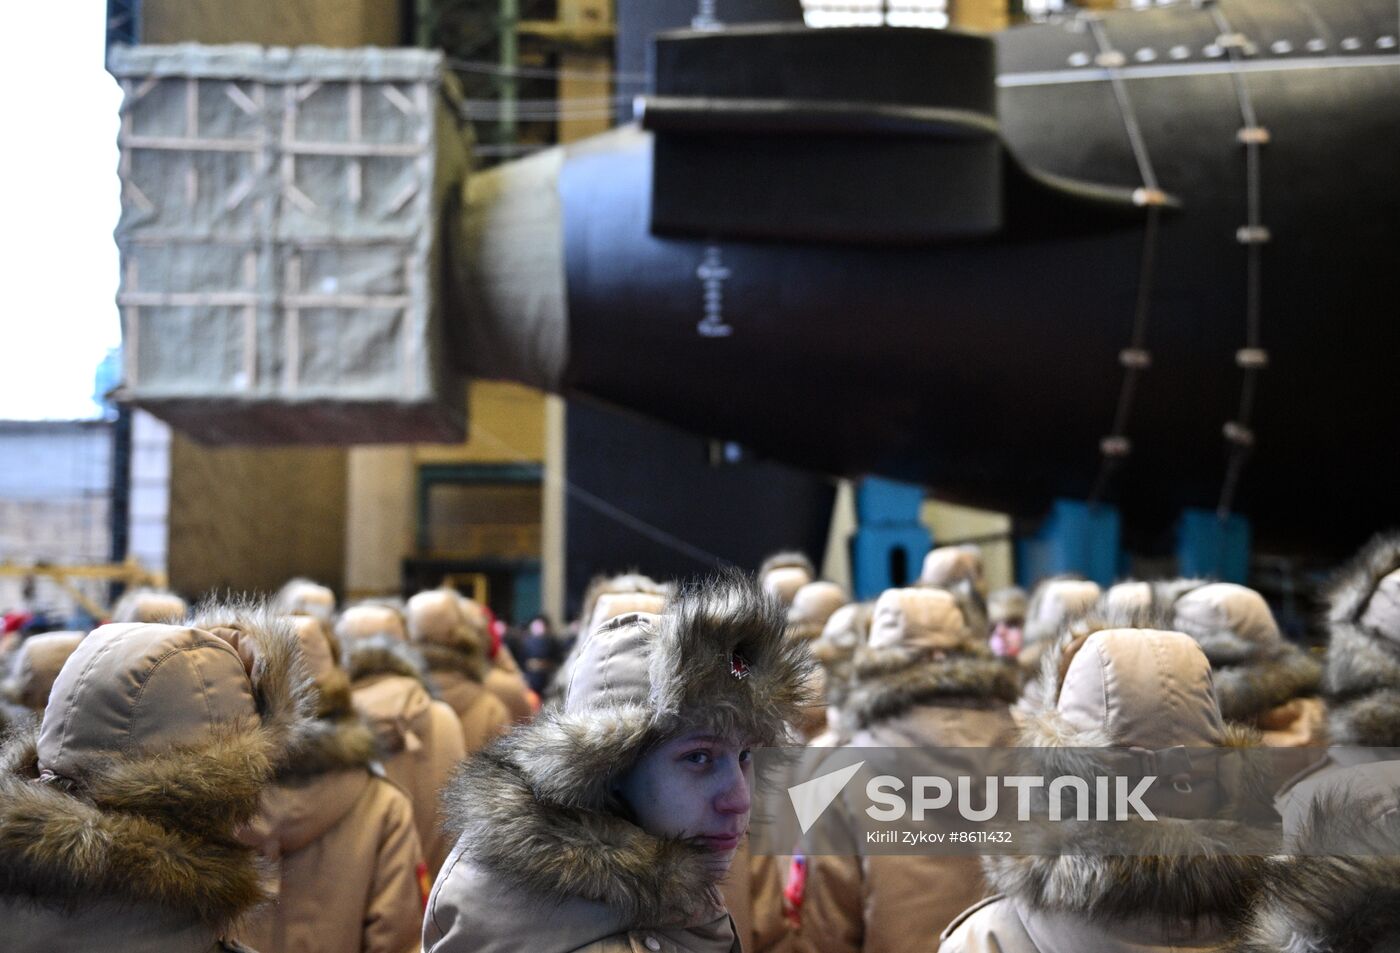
[[406, 588, 511, 749], [940, 623, 1273, 953], [793, 586, 1020, 953], [1166, 582, 1325, 747], [423, 573, 812, 953], [197, 610, 426, 953], [0, 608, 315, 952], [336, 602, 467, 877]]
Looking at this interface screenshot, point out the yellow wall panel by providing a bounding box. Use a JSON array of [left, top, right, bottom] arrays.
[[142, 0, 401, 47], [168, 437, 348, 596]]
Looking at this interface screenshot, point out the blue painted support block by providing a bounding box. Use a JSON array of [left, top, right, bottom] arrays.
[[1177, 509, 1251, 583], [849, 477, 931, 600], [851, 525, 933, 600], [856, 477, 926, 527], [1015, 499, 1120, 589]]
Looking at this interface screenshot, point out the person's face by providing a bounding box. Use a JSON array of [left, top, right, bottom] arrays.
[[616, 731, 753, 879], [529, 618, 548, 636]]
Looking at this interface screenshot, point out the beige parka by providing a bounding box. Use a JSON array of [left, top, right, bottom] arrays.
[[793, 588, 1019, 953], [407, 589, 512, 749], [939, 627, 1271, 953], [0, 615, 314, 953], [339, 607, 469, 877], [223, 613, 426, 953]]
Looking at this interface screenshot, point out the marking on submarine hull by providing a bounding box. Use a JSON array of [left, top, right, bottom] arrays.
[[697, 244, 734, 338]]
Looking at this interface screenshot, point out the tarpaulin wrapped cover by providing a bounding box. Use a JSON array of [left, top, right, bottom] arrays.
[[109, 44, 470, 443]]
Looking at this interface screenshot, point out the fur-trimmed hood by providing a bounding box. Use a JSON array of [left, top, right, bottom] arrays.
[[418, 642, 486, 684], [787, 581, 848, 642], [1231, 768, 1400, 953], [278, 682, 377, 784], [0, 630, 83, 712], [274, 577, 336, 623], [0, 613, 313, 933], [502, 575, 810, 812], [406, 589, 487, 682], [843, 586, 1017, 732], [441, 740, 721, 928], [1163, 582, 1322, 724], [344, 634, 434, 689], [844, 644, 1019, 732], [343, 635, 450, 756], [1023, 577, 1102, 647], [439, 575, 809, 927], [988, 625, 1274, 933], [111, 587, 187, 624], [578, 572, 671, 638], [758, 551, 816, 606], [1210, 643, 1321, 724], [1324, 532, 1400, 746]]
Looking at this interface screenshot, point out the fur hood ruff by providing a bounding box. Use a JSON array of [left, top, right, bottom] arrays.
[[987, 705, 1274, 924], [986, 612, 1274, 928], [0, 617, 312, 930], [1157, 586, 1322, 724], [1324, 532, 1400, 746], [1229, 794, 1400, 953], [1186, 633, 1321, 724], [418, 641, 486, 684], [278, 675, 377, 783], [345, 636, 436, 693], [441, 739, 719, 927], [844, 644, 1019, 732]]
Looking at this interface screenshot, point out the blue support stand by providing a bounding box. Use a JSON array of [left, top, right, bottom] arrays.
[[850, 477, 932, 600], [1177, 509, 1251, 582], [1015, 498, 1121, 589]]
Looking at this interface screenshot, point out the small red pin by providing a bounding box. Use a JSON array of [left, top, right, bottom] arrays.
[[730, 653, 750, 679]]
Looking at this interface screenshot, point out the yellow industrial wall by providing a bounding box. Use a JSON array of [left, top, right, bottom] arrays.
[[952, 0, 1009, 34], [168, 436, 348, 596], [416, 381, 545, 466], [344, 381, 548, 599], [142, 0, 401, 46]]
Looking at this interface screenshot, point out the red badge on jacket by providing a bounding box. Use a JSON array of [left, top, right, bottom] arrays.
[[417, 861, 432, 910]]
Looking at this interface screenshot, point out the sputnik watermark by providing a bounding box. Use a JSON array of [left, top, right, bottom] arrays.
[[866, 774, 1157, 823], [750, 746, 1374, 857], [789, 764, 1156, 834]]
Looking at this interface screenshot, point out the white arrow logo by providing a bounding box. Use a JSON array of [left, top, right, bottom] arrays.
[[788, 761, 866, 833]]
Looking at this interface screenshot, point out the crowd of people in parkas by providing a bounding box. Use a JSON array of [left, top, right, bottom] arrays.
[[1, 531, 1398, 953]]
